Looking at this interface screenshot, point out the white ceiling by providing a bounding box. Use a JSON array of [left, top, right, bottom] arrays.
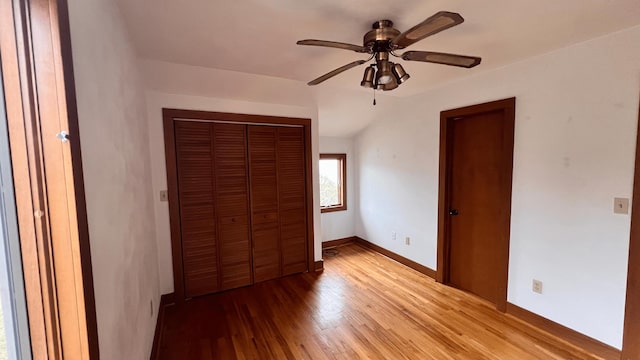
[[118, 0, 640, 97]]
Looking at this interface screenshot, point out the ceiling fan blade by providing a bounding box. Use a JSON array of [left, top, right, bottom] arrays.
[[402, 51, 481, 68], [307, 60, 367, 86], [297, 39, 368, 53], [391, 11, 464, 49]]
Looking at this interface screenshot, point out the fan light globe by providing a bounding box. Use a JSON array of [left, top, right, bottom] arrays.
[[376, 61, 393, 85], [376, 76, 398, 91], [378, 74, 393, 84]]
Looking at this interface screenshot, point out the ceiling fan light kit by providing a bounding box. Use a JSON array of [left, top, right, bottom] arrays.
[[296, 11, 481, 92]]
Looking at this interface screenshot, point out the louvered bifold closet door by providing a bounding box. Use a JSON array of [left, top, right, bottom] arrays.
[[248, 126, 281, 282], [277, 128, 308, 275], [213, 124, 253, 290], [248, 126, 308, 282], [175, 121, 219, 297], [175, 121, 252, 297]]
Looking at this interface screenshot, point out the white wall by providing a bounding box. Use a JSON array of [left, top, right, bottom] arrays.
[[67, 1, 160, 359], [355, 96, 437, 267], [355, 25, 640, 348], [145, 90, 321, 295], [140, 59, 400, 137], [319, 137, 356, 241]]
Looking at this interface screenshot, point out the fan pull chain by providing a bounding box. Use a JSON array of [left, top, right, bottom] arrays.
[[373, 89, 376, 106]]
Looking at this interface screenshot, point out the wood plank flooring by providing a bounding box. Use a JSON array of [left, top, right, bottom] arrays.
[[157, 243, 608, 359]]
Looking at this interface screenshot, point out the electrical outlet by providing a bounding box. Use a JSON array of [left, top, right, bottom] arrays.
[[392, 232, 396, 241], [405, 236, 410, 245], [532, 279, 543, 294], [160, 190, 168, 202]]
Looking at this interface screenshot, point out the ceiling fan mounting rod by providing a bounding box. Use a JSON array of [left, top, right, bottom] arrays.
[[375, 52, 389, 62]]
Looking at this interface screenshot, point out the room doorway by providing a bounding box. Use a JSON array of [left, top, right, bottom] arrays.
[[437, 98, 516, 311]]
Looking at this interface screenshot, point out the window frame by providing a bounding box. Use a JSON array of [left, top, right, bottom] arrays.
[[319, 153, 347, 213]]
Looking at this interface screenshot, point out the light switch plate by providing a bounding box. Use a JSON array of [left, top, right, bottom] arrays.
[[160, 190, 168, 202], [614, 197, 629, 215]]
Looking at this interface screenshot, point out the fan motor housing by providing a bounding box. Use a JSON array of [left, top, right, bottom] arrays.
[[363, 20, 400, 50]]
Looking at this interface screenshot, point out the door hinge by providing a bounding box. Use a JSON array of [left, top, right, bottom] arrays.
[[56, 131, 69, 143]]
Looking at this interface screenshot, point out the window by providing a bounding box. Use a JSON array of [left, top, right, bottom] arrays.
[[319, 154, 347, 212]]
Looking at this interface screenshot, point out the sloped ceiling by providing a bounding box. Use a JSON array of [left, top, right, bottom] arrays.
[[118, 0, 640, 98]]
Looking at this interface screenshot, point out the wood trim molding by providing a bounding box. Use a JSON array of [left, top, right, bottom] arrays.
[[314, 261, 324, 272], [163, 108, 310, 126], [57, 0, 100, 355], [162, 115, 185, 302], [354, 237, 436, 279], [162, 109, 315, 302], [506, 303, 620, 360], [437, 97, 516, 313], [436, 106, 449, 285], [622, 96, 640, 359], [304, 123, 316, 279], [322, 237, 356, 249], [150, 293, 175, 360]]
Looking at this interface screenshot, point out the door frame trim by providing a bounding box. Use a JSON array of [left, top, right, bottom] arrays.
[[436, 97, 516, 312], [162, 109, 315, 302]]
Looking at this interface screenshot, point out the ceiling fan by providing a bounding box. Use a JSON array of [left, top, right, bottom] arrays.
[[296, 11, 481, 91]]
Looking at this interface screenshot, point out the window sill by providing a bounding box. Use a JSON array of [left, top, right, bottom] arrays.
[[321, 206, 347, 213]]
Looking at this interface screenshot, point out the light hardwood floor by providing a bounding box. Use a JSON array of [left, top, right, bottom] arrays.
[[157, 243, 608, 359]]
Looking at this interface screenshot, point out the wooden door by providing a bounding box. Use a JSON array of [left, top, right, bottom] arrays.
[[175, 121, 219, 297], [277, 128, 307, 275], [439, 98, 515, 309], [213, 124, 252, 290], [247, 126, 281, 282], [175, 121, 252, 297], [248, 126, 308, 282]]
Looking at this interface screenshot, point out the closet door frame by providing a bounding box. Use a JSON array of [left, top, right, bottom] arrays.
[[162, 109, 315, 303]]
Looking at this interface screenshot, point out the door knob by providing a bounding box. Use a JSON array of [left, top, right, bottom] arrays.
[[449, 209, 459, 216]]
